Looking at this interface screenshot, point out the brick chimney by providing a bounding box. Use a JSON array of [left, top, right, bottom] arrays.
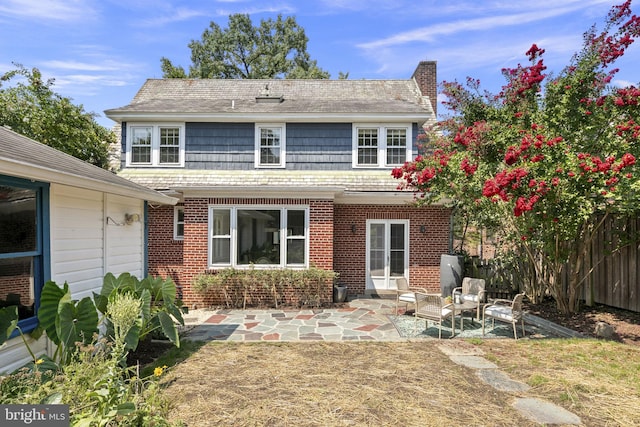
[[411, 61, 437, 116]]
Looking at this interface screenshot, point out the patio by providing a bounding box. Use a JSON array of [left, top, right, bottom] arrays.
[[181, 296, 574, 342]]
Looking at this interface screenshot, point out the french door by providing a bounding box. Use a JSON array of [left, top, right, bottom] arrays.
[[366, 220, 409, 291]]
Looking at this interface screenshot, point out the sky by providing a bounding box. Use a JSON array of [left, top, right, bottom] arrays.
[[1, 0, 639, 128]]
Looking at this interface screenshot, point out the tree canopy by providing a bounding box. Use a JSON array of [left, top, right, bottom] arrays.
[[161, 13, 331, 79], [393, 1, 640, 313], [0, 64, 115, 169]]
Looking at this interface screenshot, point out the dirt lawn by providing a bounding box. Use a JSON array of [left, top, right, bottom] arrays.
[[156, 302, 640, 426]]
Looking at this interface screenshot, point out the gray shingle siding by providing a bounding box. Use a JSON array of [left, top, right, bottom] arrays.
[[119, 121, 422, 171], [286, 123, 352, 170], [185, 123, 254, 170]]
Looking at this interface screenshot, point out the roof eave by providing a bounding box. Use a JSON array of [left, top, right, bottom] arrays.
[[0, 159, 177, 205], [104, 111, 432, 124]]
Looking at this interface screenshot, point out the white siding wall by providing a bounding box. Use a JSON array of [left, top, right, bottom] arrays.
[[104, 193, 145, 278], [51, 185, 145, 298], [2, 184, 146, 373]]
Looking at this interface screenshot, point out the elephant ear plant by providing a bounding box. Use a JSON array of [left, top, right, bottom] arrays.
[[37, 281, 100, 365], [93, 272, 185, 351], [0, 273, 184, 366]]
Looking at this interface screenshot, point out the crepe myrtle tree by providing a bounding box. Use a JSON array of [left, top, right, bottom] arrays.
[[393, 1, 640, 313]]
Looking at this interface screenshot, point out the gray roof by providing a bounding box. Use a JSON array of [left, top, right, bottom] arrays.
[[0, 126, 176, 205], [117, 169, 409, 194], [104, 78, 434, 120]]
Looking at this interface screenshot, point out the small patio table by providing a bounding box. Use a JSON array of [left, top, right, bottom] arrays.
[[453, 301, 479, 332]]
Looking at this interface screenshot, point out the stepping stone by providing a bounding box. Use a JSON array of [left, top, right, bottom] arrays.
[[477, 369, 530, 393], [513, 397, 582, 425], [449, 355, 498, 369]]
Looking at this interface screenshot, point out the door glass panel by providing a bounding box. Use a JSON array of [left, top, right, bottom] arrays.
[[369, 223, 385, 276], [390, 223, 405, 276]]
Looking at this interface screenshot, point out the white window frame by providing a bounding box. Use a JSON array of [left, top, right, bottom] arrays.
[[208, 205, 309, 268], [255, 123, 286, 168], [174, 206, 184, 240], [352, 123, 412, 168], [126, 123, 185, 167]]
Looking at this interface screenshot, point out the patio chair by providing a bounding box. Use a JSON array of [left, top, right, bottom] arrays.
[[414, 292, 455, 339], [394, 277, 427, 315], [452, 277, 487, 319], [482, 293, 526, 340]]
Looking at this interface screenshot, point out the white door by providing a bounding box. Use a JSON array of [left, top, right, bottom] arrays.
[[366, 220, 409, 291]]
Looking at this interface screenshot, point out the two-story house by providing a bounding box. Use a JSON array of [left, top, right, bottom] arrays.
[[105, 61, 451, 308]]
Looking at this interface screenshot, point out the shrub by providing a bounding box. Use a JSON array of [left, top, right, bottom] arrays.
[[193, 267, 338, 308]]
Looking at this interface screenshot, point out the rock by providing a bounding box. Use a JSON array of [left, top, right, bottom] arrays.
[[595, 321, 615, 339]]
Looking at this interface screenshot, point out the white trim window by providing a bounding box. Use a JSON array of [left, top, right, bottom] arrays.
[[352, 124, 412, 167], [208, 206, 308, 268], [174, 206, 184, 240], [126, 124, 185, 167], [255, 124, 286, 168]]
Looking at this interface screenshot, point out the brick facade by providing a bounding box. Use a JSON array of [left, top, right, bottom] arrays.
[[148, 197, 452, 307], [334, 204, 450, 295]]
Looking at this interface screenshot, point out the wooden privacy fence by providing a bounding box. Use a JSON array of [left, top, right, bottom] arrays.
[[579, 215, 640, 312], [464, 258, 520, 300], [465, 215, 640, 313]]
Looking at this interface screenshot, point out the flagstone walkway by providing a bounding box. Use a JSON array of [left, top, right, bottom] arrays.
[[182, 298, 404, 342], [180, 296, 577, 342]]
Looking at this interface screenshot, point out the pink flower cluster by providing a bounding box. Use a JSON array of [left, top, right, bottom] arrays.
[[503, 130, 563, 165], [460, 157, 478, 177], [613, 86, 640, 106], [482, 168, 529, 201], [500, 44, 547, 100], [594, 0, 640, 66], [616, 119, 640, 139]]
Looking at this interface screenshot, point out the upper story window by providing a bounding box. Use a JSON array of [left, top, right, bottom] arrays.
[[255, 124, 286, 168], [353, 124, 412, 168], [0, 176, 49, 335], [174, 206, 184, 240], [126, 124, 185, 167]]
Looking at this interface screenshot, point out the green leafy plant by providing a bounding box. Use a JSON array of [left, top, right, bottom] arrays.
[[94, 273, 184, 350], [0, 305, 19, 347], [393, 2, 640, 313], [37, 281, 99, 365], [193, 267, 337, 308]]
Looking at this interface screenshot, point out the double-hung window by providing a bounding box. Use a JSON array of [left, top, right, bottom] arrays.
[[353, 124, 412, 167], [209, 206, 308, 267], [0, 176, 49, 335], [127, 124, 185, 167], [174, 206, 184, 240], [255, 124, 285, 168]]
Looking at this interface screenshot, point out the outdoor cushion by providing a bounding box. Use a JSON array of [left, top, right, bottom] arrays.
[[398, 292, 416, 303], [484, 305, 513, 321], [460, 294, 480, 303], [441, 308, 453, 317]]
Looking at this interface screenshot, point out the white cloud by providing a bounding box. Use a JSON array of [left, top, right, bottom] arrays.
[[0, 0, 96, 22], [358, 7, 586, 50], [138, 7, 209, 27], [40, 60, 121, 72]]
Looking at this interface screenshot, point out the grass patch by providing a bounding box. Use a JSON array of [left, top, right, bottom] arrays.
[[139, 340, 206, 377], [155, 338, 640, 426], [482, 338, 640, 426]]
